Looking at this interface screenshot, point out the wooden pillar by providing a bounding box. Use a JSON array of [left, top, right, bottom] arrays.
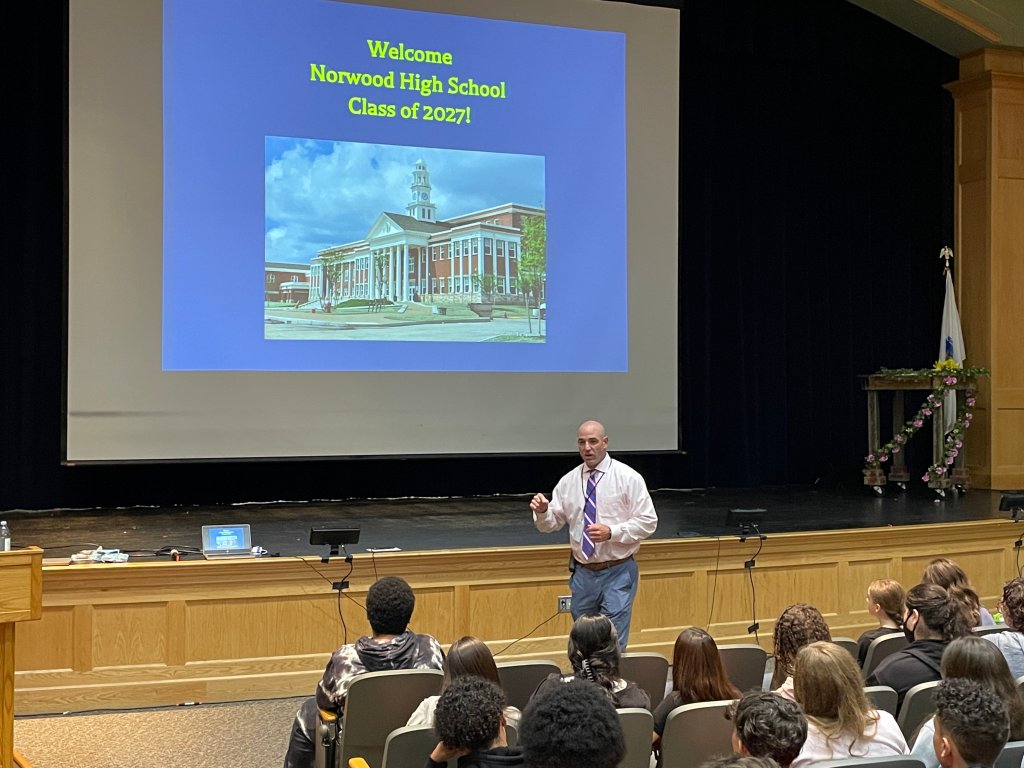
[[945, 49, 1024, 489]]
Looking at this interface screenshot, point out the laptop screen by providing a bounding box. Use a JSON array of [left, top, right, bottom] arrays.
[[201, 524, 252, 556]]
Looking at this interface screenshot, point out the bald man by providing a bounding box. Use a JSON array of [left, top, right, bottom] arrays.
[[530, 420, 657, 648]]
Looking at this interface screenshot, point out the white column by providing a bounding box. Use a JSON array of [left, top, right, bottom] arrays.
[[504, 242, 510, 295], [402, 243, 409, 300]]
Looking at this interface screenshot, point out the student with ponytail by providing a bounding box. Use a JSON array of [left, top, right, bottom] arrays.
[[857, 579, 906, 667], [528, 614, 651, 710]]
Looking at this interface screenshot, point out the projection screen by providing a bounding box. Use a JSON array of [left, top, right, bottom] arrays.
[[66, 0, 679, 462]]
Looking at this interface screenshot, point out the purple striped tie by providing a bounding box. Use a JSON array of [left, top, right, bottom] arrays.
[[582, 470, 599, 559]]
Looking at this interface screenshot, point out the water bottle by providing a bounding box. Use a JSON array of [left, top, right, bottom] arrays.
[[0, 520, 10, 551]]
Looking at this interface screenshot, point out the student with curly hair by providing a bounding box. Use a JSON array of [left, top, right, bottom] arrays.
[[910, 635, 1024, 768], [931, 678, 1009, 768], [770, 604, 832, 697], [426, 676, 523, 768], [653, 628, 742, 748], [727, 691, 808, 768], [519, 677, 626, 768], [407, 636, 521, 730], [790, 642, 907, 768], [529, 614, 651, 709], [283, 576, 444, 768], [984, 577, 1024, 677], [866, 583, 973, 709], [857, 579, 906, 667]]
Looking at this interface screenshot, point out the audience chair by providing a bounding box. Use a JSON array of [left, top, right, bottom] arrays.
[[616, 707, 655, 768], [995, 740, 1024, 768], [805, 757, 926, 768], [659, 699, 735, 768], [316, 668, 443, 768], [620, 652, 670, 709], [973, 624, 1009, 636], [1017, 674, 1024, 696], [717, 644, 768, 692], [896, 680, 941, 741], [862, 632, 909, 678], [863, 685, 899, 717], [505, 722, 518, 747], [380, 724, 443, 768], [496, 659, 562, 711], [833, 637, 860, 659]]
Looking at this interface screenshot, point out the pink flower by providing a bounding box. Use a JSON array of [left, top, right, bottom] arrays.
[[955, 441, 963, 449], [922, 473, 931, 482], [880, 455, 888, 462], [945, 376, 958, 385], [935, 466, 945, 475], [922, 408, 932, 416], [895, 435, 906, 444], [893, 447, 901, 454], [964, 413, 973, 421], [866, 454, 876, 462], [913, 419, 924, 428], [949, 449, 959, 458], [967, 397, 976, 407], [946, 456, 955, 465]]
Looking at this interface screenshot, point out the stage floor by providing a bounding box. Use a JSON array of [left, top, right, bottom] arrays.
[[7, 484, 1012, 563]]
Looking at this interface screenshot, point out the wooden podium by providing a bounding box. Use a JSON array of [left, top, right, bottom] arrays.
[[0, 548, 42, 768]]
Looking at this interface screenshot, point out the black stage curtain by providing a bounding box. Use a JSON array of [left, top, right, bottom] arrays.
[[0, 0, 956, 510]]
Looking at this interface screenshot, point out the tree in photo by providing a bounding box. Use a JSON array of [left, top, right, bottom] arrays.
[[520, 215, 547, 336]]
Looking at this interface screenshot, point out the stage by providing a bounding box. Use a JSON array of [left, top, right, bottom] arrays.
[[8, 484, 1013, 562], [8, 483, 1023, 716]]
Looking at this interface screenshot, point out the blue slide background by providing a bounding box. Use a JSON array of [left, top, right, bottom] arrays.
[[163, 0, 626, 371]]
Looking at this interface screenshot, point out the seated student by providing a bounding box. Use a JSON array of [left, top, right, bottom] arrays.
[[866, 583, 973, 710], [789, 642, 908, 768], [771, 604, 832, 699], [283, 575, 444, 768], [519, 677, 626, 768], [529, 614, 651, 710], [858, 579, 906, 667], [653, 628, 742, 752], [425, 676, 523, 768], [408, 635, 521, 730], [911, 635, 1024, 768], [727, 691, 808, 768], [985, 577, 1024, 678], [931, 678, 1010, 768], [922, 558, 994, 627]]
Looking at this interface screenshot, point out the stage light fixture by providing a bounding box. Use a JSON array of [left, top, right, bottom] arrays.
[[309, 527, 360, 564], [726, 508, 766, 541], [1000, 493, 1024, 521]]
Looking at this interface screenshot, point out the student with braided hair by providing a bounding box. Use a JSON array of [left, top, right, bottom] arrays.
[[857, 579, 906, 667], [528, 614, 651, 710], [866, 583, 973, 709], [771, 604, 832, 699]]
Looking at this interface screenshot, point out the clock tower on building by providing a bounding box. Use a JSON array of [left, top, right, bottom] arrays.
[[407, 160, 437, 222]]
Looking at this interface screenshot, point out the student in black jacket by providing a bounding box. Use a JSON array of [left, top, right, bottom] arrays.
[[866, 583, 973, 709]]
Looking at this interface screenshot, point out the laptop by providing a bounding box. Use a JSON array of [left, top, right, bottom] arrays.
[[201, 524, 253, 559]]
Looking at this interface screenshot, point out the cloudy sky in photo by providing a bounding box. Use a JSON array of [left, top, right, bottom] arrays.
[[265, 138, 545, 264]]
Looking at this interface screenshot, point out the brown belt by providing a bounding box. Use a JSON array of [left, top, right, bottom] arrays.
[[575, 555, 633, 572]]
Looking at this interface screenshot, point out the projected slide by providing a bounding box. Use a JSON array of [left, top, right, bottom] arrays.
[[163, 0, 626, 372]]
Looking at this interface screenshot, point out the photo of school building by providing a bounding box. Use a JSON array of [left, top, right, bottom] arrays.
[[308, 160, 545, 306]]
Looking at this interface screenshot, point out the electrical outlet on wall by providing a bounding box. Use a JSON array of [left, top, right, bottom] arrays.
[[557, 595, 572, 613]]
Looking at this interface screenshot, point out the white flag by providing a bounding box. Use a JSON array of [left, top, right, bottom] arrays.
[[939, 269, 965, 432]]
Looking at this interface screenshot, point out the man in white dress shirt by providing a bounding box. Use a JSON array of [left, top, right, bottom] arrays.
[[530, 420, 658, 648]]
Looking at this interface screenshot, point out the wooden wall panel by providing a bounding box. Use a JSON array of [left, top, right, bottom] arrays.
[[13, 520, 1022, 715], [13, 609, 74, 671], [92, 603, 167, 667]]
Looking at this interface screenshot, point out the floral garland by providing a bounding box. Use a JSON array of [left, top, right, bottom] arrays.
[[863, 360, 989, 484]]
